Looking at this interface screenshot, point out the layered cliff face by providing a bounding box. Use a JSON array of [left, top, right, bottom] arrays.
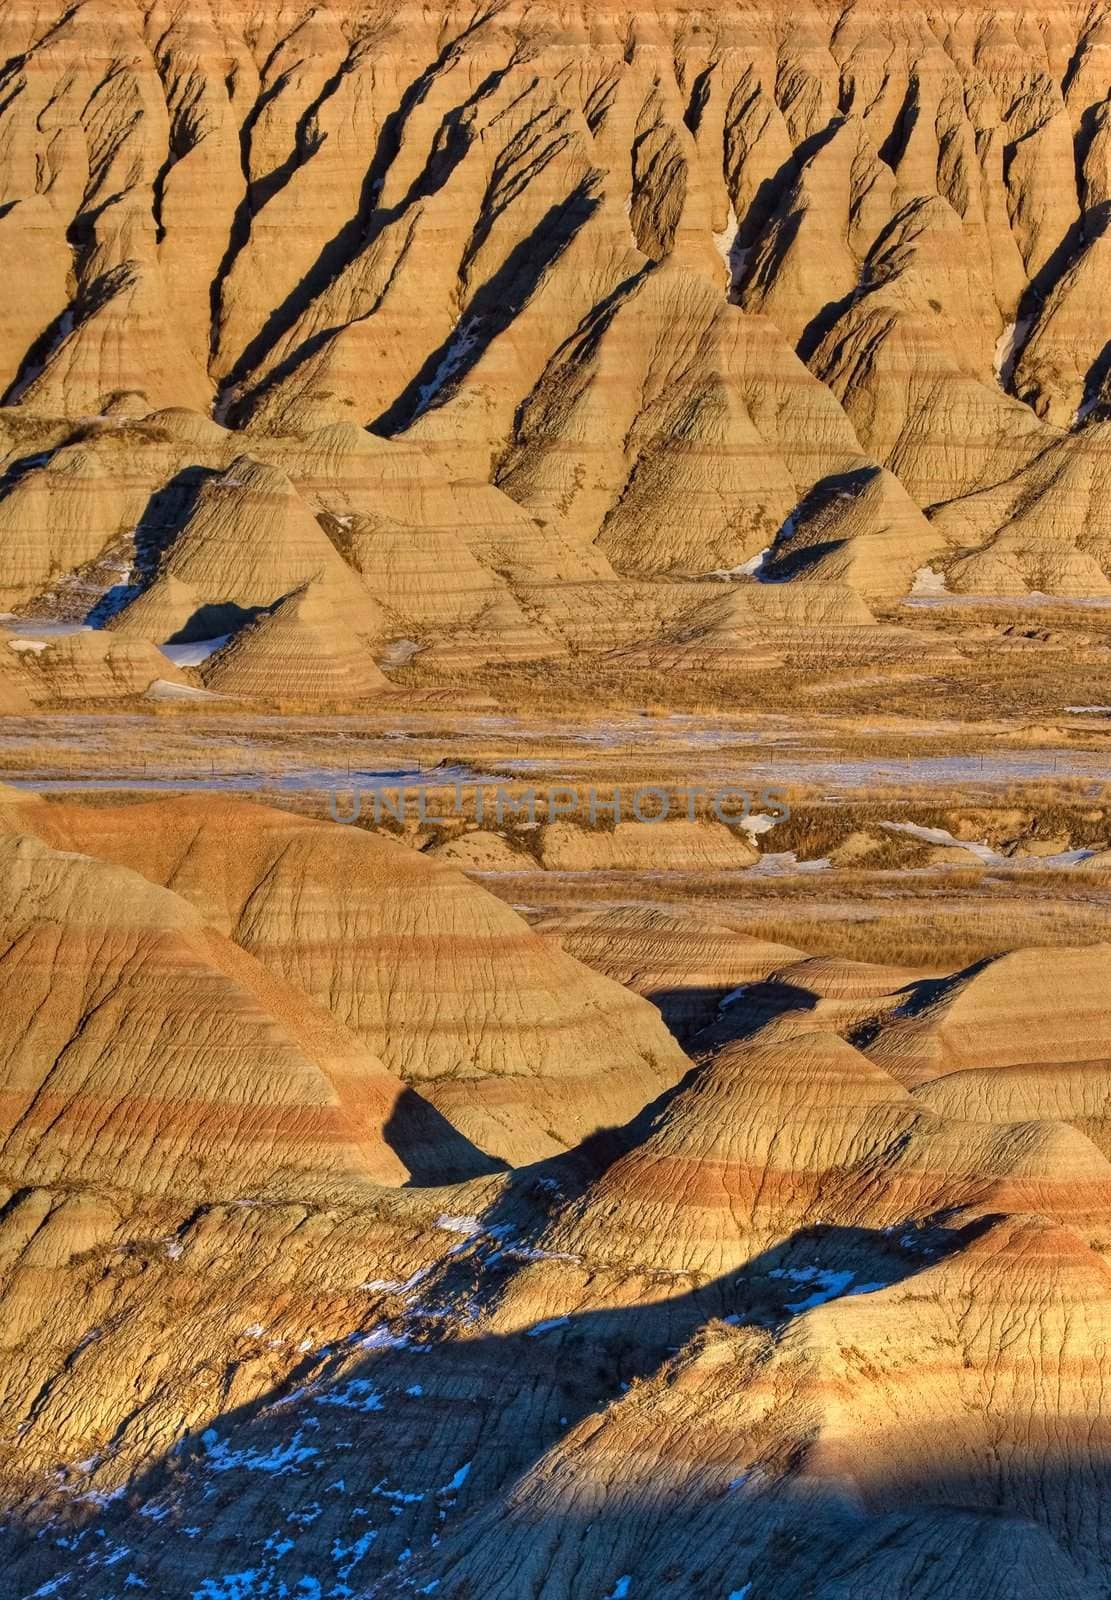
[[0, 0, 1111, 696]]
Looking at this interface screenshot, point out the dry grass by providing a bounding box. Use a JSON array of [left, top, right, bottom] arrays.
[[718, 894, 1111, 971]]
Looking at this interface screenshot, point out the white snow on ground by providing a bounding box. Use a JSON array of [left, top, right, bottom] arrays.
[[192, 1572, 267, 1600], [439, 1462, 471, 1494], [711, 206, 752, 297], [1, 616, 91, 638], [746, 851, 831, 876], [200, 1428, 320, 1476], [768, 1265, 888, 1313], [313, 1379, 384, 1414], [881, 820, 1106, 871], [740, 812, 778, 837], [7, 637, 49, 652], [993, 317, 1033, 388], [526, 1316, 571, 1337], [159, 635, 230, 667], [712, 205, 738, 266], [909, 565, 949, 597], [708, 546, 772, 580], [1066, 705, 1111, 714], [380, 637, 423, 666], [882, 821, 1000, 863], [144, 679, 224, 701], [719, 985, 749, 1010], [435, 1215, 482, 1237], [413, 319, 484, 416]]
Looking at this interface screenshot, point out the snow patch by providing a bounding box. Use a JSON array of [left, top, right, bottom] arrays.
[[719, 985, 749, 1010], [740, 812, 777, 837], [993, 317, 1033, 389], [439, 1461, 471, 1494], [909, 566, 949, 598], [881, 820, 999, 863], [526, 1316, 571, 1337], [160, 635, 231, 667], [313, 1379, 384, 1414], [435, 1215, 481, 1237], [769, 1265, 889, 1313], [746, 851, 831, 876], [144, 679, 223, 701], [412, 319, 484, 417], [708, 546, 772, 580], [200, 1428, 319, 1475]]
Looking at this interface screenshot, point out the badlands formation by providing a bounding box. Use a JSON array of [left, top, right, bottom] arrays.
[[2, 0, 1111, 694], [0, 3, 1111, 1600]]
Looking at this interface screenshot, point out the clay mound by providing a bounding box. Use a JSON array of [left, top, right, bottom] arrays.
[[739, 114, 876, 348], [15, 259, 213, 419], [701, 953, 942, 1055], [541, 1032, 915, 1274], [497, 259, 797, 574], [543, 1026, 1111, 1274], [22, 797, 691, 1169], [109, 456, 384, 643], [430, 830, 537, 872], [743, 578, 877, 626], [916, 1066, 1111, 1165], [928, 424, 1111, 589], [274, 423, 612, 587], [812, 194, 1054, 509], [0, 447, 133, 608], [335, 509, 503, 630], [515, 578, 708, 654], [410, 1269, 1109, 1600], [865, 945, 1111, 1087], [948, 533, 1111, 599], [201, 583, 390, 703], [544, 904, 802, 1041], [22, 629, 192, 702], [615, 586, 785, 672], [771, 955, 934, 1002], [538, 819, 760, 872], [1014, 219, 1111, 428], [143, 408, 234, 451], [0, 832, 407, 1196], [765, 466, 946, 600], [765, 1216, 1111, 1578], [0, 197, 70, 397], [419, 592, 567, 670]]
